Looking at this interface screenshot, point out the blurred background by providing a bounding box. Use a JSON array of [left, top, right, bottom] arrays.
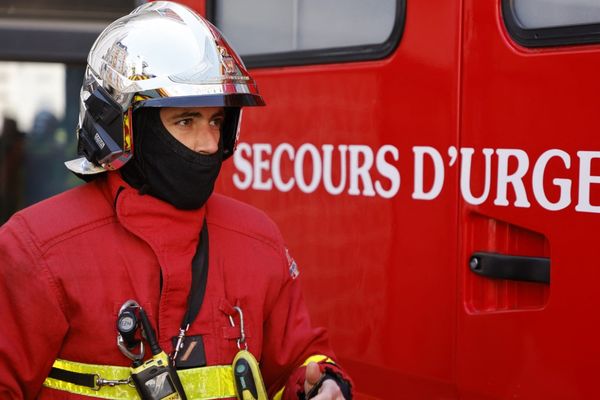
[[0, 0, 148, 224]]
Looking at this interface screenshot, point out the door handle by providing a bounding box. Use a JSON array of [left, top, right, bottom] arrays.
[[469, 252, 550, 284]]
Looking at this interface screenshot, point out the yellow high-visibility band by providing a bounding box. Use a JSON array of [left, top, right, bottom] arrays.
[[272, 354, 337, 400], [43, 358, 235, 399]]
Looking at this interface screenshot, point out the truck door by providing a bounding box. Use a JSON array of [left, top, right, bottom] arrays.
[[458, 1, 600, 398], [212, 0, 462, 397]]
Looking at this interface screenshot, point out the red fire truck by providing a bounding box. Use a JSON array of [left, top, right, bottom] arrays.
[[203, 0, 600, 398], [1, 0, 599, 398]]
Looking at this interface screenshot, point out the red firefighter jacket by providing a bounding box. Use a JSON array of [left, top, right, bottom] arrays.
[[0, 172, 348, 399]]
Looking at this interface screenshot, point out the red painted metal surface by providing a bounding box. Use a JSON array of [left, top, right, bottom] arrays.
[[457, 0, 600, 398], [205, 0, 600, 398], [165, 0, 205, 14], [216, 0, 462, 398]]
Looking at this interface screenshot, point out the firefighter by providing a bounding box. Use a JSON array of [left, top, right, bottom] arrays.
[[0, 2, 352, 399]]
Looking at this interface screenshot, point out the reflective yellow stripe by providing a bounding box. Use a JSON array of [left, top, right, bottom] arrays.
[[179, 365, 235, 399], [43, 359, 235, 399], [272, 354, 336, 400]]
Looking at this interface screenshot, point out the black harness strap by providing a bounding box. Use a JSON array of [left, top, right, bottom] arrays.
[[181, 217, 209, 330], [48, 367, 96, 388]]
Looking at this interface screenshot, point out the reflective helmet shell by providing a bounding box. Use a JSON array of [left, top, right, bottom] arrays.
[[65, 0, 264, 175]]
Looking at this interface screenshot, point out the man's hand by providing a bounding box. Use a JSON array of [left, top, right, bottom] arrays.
[[303, 362, 346, 400]]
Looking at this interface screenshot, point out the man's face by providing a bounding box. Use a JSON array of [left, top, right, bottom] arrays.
[[159, 107, 225, 155]]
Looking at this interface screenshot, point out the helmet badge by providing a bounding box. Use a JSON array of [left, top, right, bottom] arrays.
[[218, 46, 237, 76]]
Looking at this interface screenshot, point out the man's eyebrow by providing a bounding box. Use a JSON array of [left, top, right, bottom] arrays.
[[169, 110, 225, 119], [170, 111, 201, 119]]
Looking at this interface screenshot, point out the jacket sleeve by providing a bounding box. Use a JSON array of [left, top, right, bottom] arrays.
[[260, 247, 353, 400], [0, 215, 69, 399]]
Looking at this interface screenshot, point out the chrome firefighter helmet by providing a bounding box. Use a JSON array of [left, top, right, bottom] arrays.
[[66, 0, 264, 175]]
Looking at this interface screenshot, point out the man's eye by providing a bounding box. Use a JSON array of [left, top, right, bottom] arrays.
[[176, 118, 192, 127], [210, 118, 224, 128]]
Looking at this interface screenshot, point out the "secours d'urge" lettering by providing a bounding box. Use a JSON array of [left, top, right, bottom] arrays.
[[232, 142, 600, 214]]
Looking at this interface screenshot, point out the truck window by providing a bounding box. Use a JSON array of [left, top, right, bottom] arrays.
[[209, 0, 405, 67], [503, 0, 600, 47]]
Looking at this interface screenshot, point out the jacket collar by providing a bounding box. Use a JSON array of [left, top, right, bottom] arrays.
[[104, 171, 206, 255]]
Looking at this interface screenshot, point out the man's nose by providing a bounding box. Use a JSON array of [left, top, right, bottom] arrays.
[[193, 125, 220, 154]]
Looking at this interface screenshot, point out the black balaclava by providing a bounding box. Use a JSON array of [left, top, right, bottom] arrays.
[[120, 107, 223, 210]]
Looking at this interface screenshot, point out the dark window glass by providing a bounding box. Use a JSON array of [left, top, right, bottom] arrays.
[[0, 0, 141, 20]]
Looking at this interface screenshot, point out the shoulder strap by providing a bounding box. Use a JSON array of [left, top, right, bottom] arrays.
[[181, 217, 209, 329]]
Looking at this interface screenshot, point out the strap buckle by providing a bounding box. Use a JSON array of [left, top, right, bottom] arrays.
[[93, 374, 134, 390], [171, 324, 190, 366]]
